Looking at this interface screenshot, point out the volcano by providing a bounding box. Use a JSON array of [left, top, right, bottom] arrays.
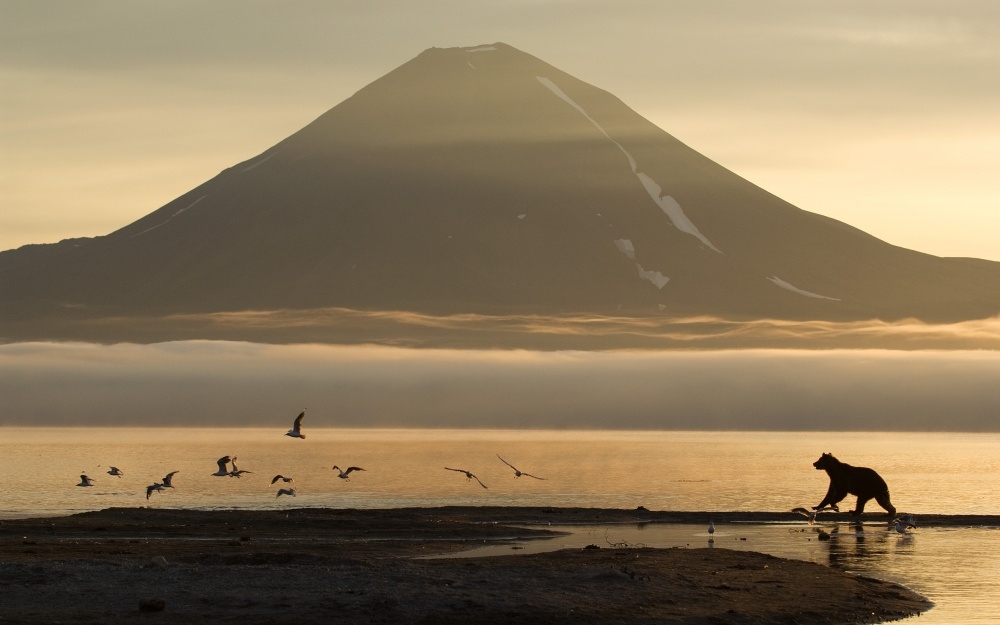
[[2, 43, 999, 346]]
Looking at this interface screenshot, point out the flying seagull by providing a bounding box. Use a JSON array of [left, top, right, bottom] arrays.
[[497, 455, 546, 480], [792, 506, 836, 524], [77, 474, 95, 487], [285, 410, 306, 439], [107, 466, 124, 478], [213, 456, 232, 476], [332, 465, 364, 481], [890, 514, 917, 534], [276, 488, 296, 498], [271, 475, 294, 485], [229, 457, 252, 478], [161, 471, 180, 488], [146, 483, 165, 499], [444, 467, 488, 489]]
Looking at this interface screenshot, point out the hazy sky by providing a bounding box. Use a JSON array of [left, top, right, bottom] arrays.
[[3, 342, 999, 430], [3, 1, 999, 260]]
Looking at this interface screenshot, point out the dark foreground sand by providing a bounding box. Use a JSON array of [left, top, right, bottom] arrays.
[[0, 507, 932, 624]]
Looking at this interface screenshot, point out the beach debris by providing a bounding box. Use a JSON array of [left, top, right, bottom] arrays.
[[77, 474, 95, 487], [605, 529, 645, 550], [285, 409, 306, 439], [276, 488, 296, 498], [332, 465, 365, 481], [271, 474, 294, 484], [444, 467, 488, 489], [497, 455, 546, 480], [817, 529, 831, 541], [107, 466, 124, 478]]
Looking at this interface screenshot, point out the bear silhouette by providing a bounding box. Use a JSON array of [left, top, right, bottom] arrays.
[[813, 453, 896, 516]]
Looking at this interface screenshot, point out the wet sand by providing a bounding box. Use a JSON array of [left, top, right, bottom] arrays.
[[0, 507, 932, 624]]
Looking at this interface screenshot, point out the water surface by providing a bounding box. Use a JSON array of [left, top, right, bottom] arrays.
[[1, 428, 997, 623]]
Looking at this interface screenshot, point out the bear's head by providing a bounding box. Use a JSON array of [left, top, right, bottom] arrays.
[[813, 453, 839, 470]]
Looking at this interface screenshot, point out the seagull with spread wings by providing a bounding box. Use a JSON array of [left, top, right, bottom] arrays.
[[332, 465, 364, 481], [285, 410, 306, 439], [161, 471, 180, 488], [497, 455, 546, 480], [146, 482, 165, 499], [212, 456, 232, 476], [445, 467, 488, 489], [229, 457, 252, 478]]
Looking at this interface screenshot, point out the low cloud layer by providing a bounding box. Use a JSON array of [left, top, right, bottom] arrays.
[[2, 342, 999, 431]]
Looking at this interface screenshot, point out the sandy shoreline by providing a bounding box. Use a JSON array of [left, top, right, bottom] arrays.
[[0, 507, 933, 624]]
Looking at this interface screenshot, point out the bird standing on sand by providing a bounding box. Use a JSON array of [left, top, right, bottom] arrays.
[[161, 471, 179, 488], [497, 455, 546, 480], [213, 456, 232, 477], [285, 410, 306, 439], [708, 520, 715, 535], [271, 475, 294, 485], [107, 467, 124, 478], [77, 474, 95, 487], [146, 483, 165, 499], [229, 457, 252, 478], [444, 467, 488, 489], [332, 465, 364, 481], [276, 488, 296, 498]]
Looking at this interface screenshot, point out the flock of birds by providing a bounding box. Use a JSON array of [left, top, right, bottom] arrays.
[[77, 410, 921, 537], [74, 411, 548, 500], [790, 507, 918, 535]]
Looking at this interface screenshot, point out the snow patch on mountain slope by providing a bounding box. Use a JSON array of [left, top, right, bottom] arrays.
[[465, 46, 497, 53], [637, 265, 670, 289], [536, 76, 721, 254], [614, 239, 636, 260], [614, 239, 669, 289], [129, 195, 208, 239], [767, 276, 840, 301], [242, 152, 276, 172]]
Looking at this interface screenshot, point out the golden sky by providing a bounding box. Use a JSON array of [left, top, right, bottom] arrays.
[[3, 1, 999, 260]]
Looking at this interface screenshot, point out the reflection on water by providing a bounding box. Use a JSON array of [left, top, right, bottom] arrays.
[[444, 522, 999, 625], [1, 428, 998, 623], [1, 428, 998, 518]]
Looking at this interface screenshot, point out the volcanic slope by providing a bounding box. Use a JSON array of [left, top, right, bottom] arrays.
[[2, 43, 999, 343]]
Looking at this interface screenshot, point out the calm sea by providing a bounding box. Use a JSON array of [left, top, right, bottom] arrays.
[[1, 428, 998, 623]]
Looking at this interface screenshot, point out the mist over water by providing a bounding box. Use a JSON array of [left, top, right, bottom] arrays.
[[2, 342, 999, 430]]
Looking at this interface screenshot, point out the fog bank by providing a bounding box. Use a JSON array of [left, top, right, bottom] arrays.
[[2, 342, 999, 431]]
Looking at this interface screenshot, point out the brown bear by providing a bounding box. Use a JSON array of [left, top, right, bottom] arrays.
[[812, 453, 896, 516]]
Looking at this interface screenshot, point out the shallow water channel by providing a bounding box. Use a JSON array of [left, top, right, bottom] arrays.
[[431, 521, 999, 625]]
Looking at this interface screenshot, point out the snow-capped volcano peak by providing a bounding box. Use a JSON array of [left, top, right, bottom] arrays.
[[2, 43, 998, 343]]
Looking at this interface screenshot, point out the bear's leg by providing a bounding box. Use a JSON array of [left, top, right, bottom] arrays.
[[816, 485, 846, 510], [851, 496, 871, 516], [875, 491, 896, 517]]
